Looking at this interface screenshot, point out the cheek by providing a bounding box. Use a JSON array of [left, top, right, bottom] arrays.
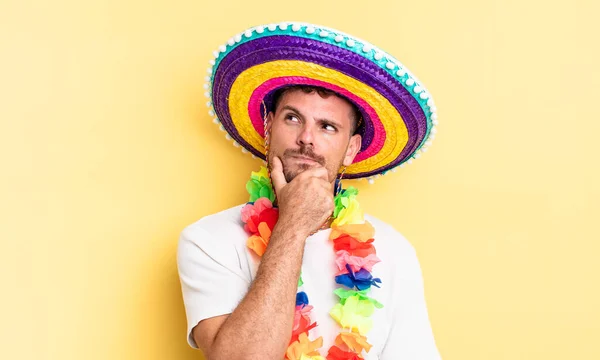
[[268, 134, 286, 155], [270, 123, 295, 146], [320, 138, 349, 166]]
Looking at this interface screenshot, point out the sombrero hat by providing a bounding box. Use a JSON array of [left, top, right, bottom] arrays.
[[205, 22, 438, 182]]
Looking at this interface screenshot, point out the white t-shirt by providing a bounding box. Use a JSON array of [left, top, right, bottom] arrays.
[[177, 204, 442, 360]]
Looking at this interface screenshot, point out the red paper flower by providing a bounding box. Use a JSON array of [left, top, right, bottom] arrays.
[[333, 235, 376, 257], [326, 345, 364, 360], [241, 198, 279, 234], [290, 305, 318, 344]]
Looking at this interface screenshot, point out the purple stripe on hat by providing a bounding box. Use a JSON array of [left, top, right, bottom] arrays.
[[212, 35, 427, 178]]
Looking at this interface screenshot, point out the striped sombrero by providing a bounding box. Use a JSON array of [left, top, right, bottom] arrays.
[[205, 22, 438, 181]]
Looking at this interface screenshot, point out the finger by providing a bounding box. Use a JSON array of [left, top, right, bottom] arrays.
[[270, 156, 288, 194], [308, 172, 335, 196], [312, 167, 330, 182], [316, 187, 335, 212], [321, 179, 335, 195]]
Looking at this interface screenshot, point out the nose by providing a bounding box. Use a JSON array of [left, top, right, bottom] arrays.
[[297, 123, 314, 147]]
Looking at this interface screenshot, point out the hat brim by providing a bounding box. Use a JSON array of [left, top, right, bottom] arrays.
[[206, 22, 437, 180]]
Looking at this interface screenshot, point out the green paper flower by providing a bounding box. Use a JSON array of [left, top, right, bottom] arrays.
[[333, 187, 359, 218], [334, 288, 384, 309], [246, 166, 275, 203]]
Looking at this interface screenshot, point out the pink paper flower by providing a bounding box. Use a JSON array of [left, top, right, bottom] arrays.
[[290, 304, 318, 344], [334, 251, 381, 275], [241, 198, 278, 234]]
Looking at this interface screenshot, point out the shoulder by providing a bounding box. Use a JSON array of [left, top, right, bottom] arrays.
[[178, 203, 249, 260], [181, 204, 246, 241], [364, 213, 416, 255], [363, 213, 421, 274]]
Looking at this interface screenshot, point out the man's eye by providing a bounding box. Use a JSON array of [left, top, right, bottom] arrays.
[[323, 124, 337, 132], [285, 115, 300, 122]]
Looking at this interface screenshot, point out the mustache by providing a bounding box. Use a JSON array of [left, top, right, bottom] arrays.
[[283, 147, 325, 166]]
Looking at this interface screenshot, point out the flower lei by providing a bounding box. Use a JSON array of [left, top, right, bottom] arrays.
[[241, 166, 383, 360]]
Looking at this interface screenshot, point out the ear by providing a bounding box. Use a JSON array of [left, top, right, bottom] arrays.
[[342, 134, 362, 167], [265, 111, 274, 133]]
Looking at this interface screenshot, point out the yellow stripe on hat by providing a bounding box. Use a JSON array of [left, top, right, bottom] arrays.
[[229, 60, 409, 175]]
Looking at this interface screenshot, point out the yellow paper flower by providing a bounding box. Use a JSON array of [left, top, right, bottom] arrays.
[[331, 197, 364, 227], [252, 166, 270, 181], [286, 333, 323, 360], [330, 221, 374, 242], [329, 295, 373, 335]]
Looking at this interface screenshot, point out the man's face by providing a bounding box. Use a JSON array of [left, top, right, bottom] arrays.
[[266, 89, 362, 183]]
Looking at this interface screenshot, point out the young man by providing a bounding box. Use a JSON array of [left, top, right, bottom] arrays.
[[178, 22, 441, 360]]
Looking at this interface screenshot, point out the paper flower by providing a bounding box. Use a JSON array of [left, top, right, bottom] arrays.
[[335, 264, 382, 291], [334, 288, 383, 309], [286, 332, 323, 360], [300, 354, 326, 360], [291, 305, 318, 344], [296, 291, 309, 306], [246, 166, 275, 202], [333, 235, 376, 257], [293, 305, 317, 332], [326, 345, 364, 360], [241, 197, 278, 234], [333, 187, 358, 218], [332, 196, 364, 227], [330, 222, 374, 242], [332, 295, 376, 322], [329, 295, 373, 335], [335, 251, 380, 275], [335, 332, 372, 354], [246, 222, 271, 256]]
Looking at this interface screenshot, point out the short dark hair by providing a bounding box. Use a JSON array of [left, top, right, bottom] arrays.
[[271, 85, 362, 135]]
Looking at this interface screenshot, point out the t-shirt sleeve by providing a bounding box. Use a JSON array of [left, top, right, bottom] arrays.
[[379, 243, 442, 360], [177, 225, 251, 349]]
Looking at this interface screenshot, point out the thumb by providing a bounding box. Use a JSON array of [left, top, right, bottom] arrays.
[[270, 156, 288, 194]]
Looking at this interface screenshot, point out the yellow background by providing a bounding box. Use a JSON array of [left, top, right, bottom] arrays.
[[1, 0, 599, 359]]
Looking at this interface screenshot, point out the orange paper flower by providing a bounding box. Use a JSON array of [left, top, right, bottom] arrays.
[[246, 222, 272, 256], [335, 332, 372, 353]]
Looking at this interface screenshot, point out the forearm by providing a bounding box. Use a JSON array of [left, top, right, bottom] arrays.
[[209, 223, 307, 360]]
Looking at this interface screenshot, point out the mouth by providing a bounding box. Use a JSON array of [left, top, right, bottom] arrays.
[[289, 155, 319, 165]]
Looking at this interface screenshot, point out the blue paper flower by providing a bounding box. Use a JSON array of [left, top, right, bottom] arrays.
[[296, 291, 309, 306], [335, 264, 382, 291]]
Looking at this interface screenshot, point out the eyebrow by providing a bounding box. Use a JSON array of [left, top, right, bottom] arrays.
[[280, 105, 344, 129]]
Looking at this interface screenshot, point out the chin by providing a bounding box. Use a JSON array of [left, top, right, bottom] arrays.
[[283, 163, 313, 183]]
